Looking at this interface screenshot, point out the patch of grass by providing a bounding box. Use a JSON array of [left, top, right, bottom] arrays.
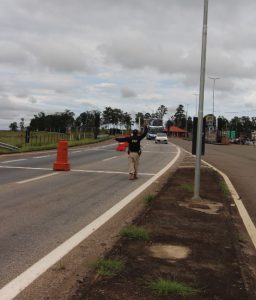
[[93, 258, 125, 277], [179, 183, 194, 193], [144, 194, 155, 204], [148, 278, 198, 296], [120, 225, 150, 241], [220, 180, 230, 197]]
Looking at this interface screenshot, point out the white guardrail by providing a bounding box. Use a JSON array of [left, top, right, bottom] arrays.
[[0, 142, 19, 150]]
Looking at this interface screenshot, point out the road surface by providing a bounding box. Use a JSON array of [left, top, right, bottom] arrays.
[[0, 140, 179, 289]]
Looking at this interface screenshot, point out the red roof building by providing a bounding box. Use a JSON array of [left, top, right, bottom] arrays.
[[165, 126, 187, 137]]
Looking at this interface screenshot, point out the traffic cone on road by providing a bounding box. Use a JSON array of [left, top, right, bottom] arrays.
[[53, 140, 70, 171], [116, 142, 127, 151]]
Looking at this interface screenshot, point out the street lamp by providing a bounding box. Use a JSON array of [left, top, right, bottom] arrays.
[[185, 103, 190, 138], [208, 76, 220, 119], [192, 93, 199, 117]]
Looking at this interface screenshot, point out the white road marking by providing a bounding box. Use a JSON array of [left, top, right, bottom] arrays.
[[71, 169, 155, 176], [17, 173, 59, 184], [0, 165, 155, 176], [143, 151, 178, 154], [1, 159, 27, 164], [0, 166, 52, 171], [71, 150, 82, 154], [102, 156, 118, 162], [0, 144, 181, 300], [33, 155, 51, 159]]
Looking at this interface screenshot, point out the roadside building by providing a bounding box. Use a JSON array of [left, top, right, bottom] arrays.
[[166, 126, 187, 137]]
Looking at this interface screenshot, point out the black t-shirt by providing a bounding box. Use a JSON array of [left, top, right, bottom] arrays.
[[115, 127, 148, 153]]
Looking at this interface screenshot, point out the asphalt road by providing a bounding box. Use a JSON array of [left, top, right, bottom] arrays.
[[171, 138, 256, 225], [0, 140, 179, 288]]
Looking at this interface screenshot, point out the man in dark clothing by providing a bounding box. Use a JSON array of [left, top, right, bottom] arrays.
[[115, 125, 148, 180]]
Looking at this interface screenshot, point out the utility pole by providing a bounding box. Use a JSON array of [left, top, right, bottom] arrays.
[[185, 104, 190, 138], [208, 76, 220, 119], [193, 0, 208, 201], [193, 93, 199, 117]]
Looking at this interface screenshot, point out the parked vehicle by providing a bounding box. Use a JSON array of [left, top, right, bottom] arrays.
[[155, 132, 168, 144]]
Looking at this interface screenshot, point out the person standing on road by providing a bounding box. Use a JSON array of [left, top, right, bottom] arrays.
[[115, 125, 148, 180]]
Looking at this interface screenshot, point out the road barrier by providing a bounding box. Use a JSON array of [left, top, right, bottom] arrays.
[[53, 140, 70, 171], [0, 142, 19, 151]]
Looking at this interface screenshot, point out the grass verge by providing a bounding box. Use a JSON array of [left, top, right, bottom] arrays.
[[144, 194, 155, 204], [121, 225, 149, 241], [148, 278, 198, 296], [179, 183, 194, 193], [220, 180, 230, 197], [93, 258, 125, 277]]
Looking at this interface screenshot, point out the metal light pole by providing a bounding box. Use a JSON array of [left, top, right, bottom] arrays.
[[185, 104, 190, 138], [208, 76, 220, 118], [193, 0, 208, 201], [193, 93, 199, 117]]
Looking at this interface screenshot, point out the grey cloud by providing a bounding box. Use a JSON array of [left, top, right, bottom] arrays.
[[28, 97, 37, 104], [121, 87, 136, 98]]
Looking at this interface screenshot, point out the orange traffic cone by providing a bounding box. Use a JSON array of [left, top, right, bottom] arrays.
[[116, 142, 127, 151], [53, 140, 70, 171]]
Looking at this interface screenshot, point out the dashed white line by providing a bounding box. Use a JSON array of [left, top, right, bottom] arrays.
[[0, 166, 52, 171], [33, 155, 51, 159], [102, 156, 118, 162], [17, 173, 59, 184], [1, 159, 27, 164]]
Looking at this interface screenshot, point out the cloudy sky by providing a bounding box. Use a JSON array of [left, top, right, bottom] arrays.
[[0, 0, 256, 129]]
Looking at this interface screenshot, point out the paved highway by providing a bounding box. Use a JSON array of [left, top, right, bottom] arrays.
[[171, 138, 256, 225], [0, 140, 179, 289]]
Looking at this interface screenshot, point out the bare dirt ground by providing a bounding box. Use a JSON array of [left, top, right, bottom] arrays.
[[70, 158, 256, 299]]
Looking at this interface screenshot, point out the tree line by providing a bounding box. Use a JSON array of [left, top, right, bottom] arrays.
[[9, 104, 256, 138]]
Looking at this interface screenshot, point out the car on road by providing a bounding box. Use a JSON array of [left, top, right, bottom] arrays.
[[155, 132, 168, 144]]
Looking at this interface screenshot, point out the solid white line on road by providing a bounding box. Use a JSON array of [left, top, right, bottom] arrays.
[[1, 159, 27, 164], [0, 165, 154, 176], [71, 169, 155, 176], [0, 144, 181, 300], [33, 155, 51, 159], [143, 151, 178, 154], [71, 150, 82, 154], [16, 173, 59, 184], [0, 166, 52, 171], [102, 156, 118, 162], [202, 159, 256, 250]]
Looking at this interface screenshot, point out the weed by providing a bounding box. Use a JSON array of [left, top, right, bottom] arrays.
[[220, 180, 230, 197], [93, 258, 125, 277], [121, 225, 149, 241], [148, 278, 198, 296], [144, 194, 155, 204], [179, 183, 194, 193]]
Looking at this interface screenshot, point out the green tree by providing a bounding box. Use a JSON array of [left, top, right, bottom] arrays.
[[173, 105, 186, 128], [102, 107, 113, 129], [156, 105, 168, 119], [9, 122, 18, 131], [135, 112, 145, 127], [122, 112, 133, 130]]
